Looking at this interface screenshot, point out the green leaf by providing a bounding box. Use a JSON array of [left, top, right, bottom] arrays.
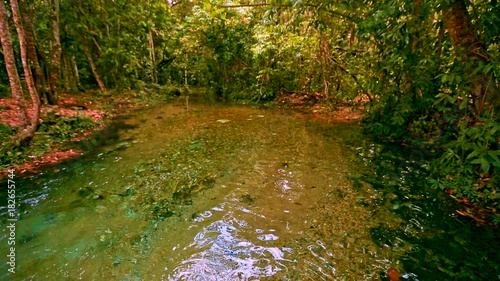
[[484, 63, 493, 75], [491, 125, 498, 135], [470, 158, 483, 165], [471, 62, 484, 76], [481, 158, 490, 173], [466, 150, 480, 160], [204, 2, 212, 11], [446, 95, 456, 104], [488, 151, 500, 162]]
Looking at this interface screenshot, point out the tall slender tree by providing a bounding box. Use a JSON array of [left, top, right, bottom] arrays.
[[0, 0, 31, 143], [10, 0, 41, 140], [20, 1, 47, 102], [47, 0, 61, 104], [148, 29, 157, 84]]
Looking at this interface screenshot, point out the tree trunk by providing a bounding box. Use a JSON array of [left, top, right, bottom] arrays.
[[148, 30, 157, 84], [48, 0, 61, 104], [83, 43, 107, 91], [442, 0, 479, 54], [62, 52, 79, 93], [442, 0, 499, 109], [62, 53, 71, 92], [319, 32, 330, 99], [10, 0, 40, 142], [0, 0, 30, 141], [71, 55, 81, 89], [20, 1, 48, 104]]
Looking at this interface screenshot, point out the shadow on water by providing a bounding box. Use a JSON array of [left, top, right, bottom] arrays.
[[349, 136, 500, 280], [0, 114, 138, 206], [73, 113, 140, 153], [0, 112, 145, 237]]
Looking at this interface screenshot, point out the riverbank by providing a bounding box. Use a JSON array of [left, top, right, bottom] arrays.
[[0, 89, 173, 179], [275, 92, 366, 122]]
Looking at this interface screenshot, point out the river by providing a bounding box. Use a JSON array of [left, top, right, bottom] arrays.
[[1, 98, 499, 280]]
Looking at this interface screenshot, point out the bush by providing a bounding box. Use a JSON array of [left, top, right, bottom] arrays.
[[0, 116, 98, 170]]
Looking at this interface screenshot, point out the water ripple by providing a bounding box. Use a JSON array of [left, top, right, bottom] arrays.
[[167, 218, 290, 280]]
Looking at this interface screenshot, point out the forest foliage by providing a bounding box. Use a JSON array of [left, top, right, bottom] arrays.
[[0, 0, 499, 223]]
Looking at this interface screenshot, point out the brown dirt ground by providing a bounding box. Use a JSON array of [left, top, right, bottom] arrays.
[[0, 93, 105, 127]]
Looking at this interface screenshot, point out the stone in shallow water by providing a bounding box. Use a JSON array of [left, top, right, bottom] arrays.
[[216, 119, 231, 124], [240, 193, 255, 204], [113, 256, 123, 267], [120, 187, 135, 197]]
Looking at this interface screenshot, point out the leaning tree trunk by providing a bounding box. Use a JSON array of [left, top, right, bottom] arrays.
[[0, 0, 31, 142], [442, 0, 500, 110], [11, 0, 40, 143], [83, 43, 107, 91]]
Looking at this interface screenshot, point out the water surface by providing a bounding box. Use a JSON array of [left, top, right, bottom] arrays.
[[1, 99, 499, 280]]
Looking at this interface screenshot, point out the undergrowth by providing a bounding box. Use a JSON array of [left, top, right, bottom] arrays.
[[0, 115, 98, 170]]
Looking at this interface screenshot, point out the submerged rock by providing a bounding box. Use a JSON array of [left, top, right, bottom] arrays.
[[120, 187, 135, 197], [240, 193, 255, 204]]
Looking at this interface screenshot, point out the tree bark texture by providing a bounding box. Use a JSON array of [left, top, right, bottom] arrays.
[[48, 0, 61, 104], [442, 0, 499, 109], [10, 0, 41, 141], [20, 1, 47, 103], [148, 30, 157, 83], [71, 55, 81, 88], [0, 0, 30, 134]]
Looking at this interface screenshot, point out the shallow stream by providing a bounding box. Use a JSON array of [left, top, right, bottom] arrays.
[[1, 99, 499, 280]]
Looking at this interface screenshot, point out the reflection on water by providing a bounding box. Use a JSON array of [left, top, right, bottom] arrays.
[[353, 136, 500, 280], [170, 209, 290, 280], [1, 99, 498, 280]]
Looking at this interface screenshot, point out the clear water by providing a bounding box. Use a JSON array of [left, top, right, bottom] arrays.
[[1, 99, 499, 280]]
